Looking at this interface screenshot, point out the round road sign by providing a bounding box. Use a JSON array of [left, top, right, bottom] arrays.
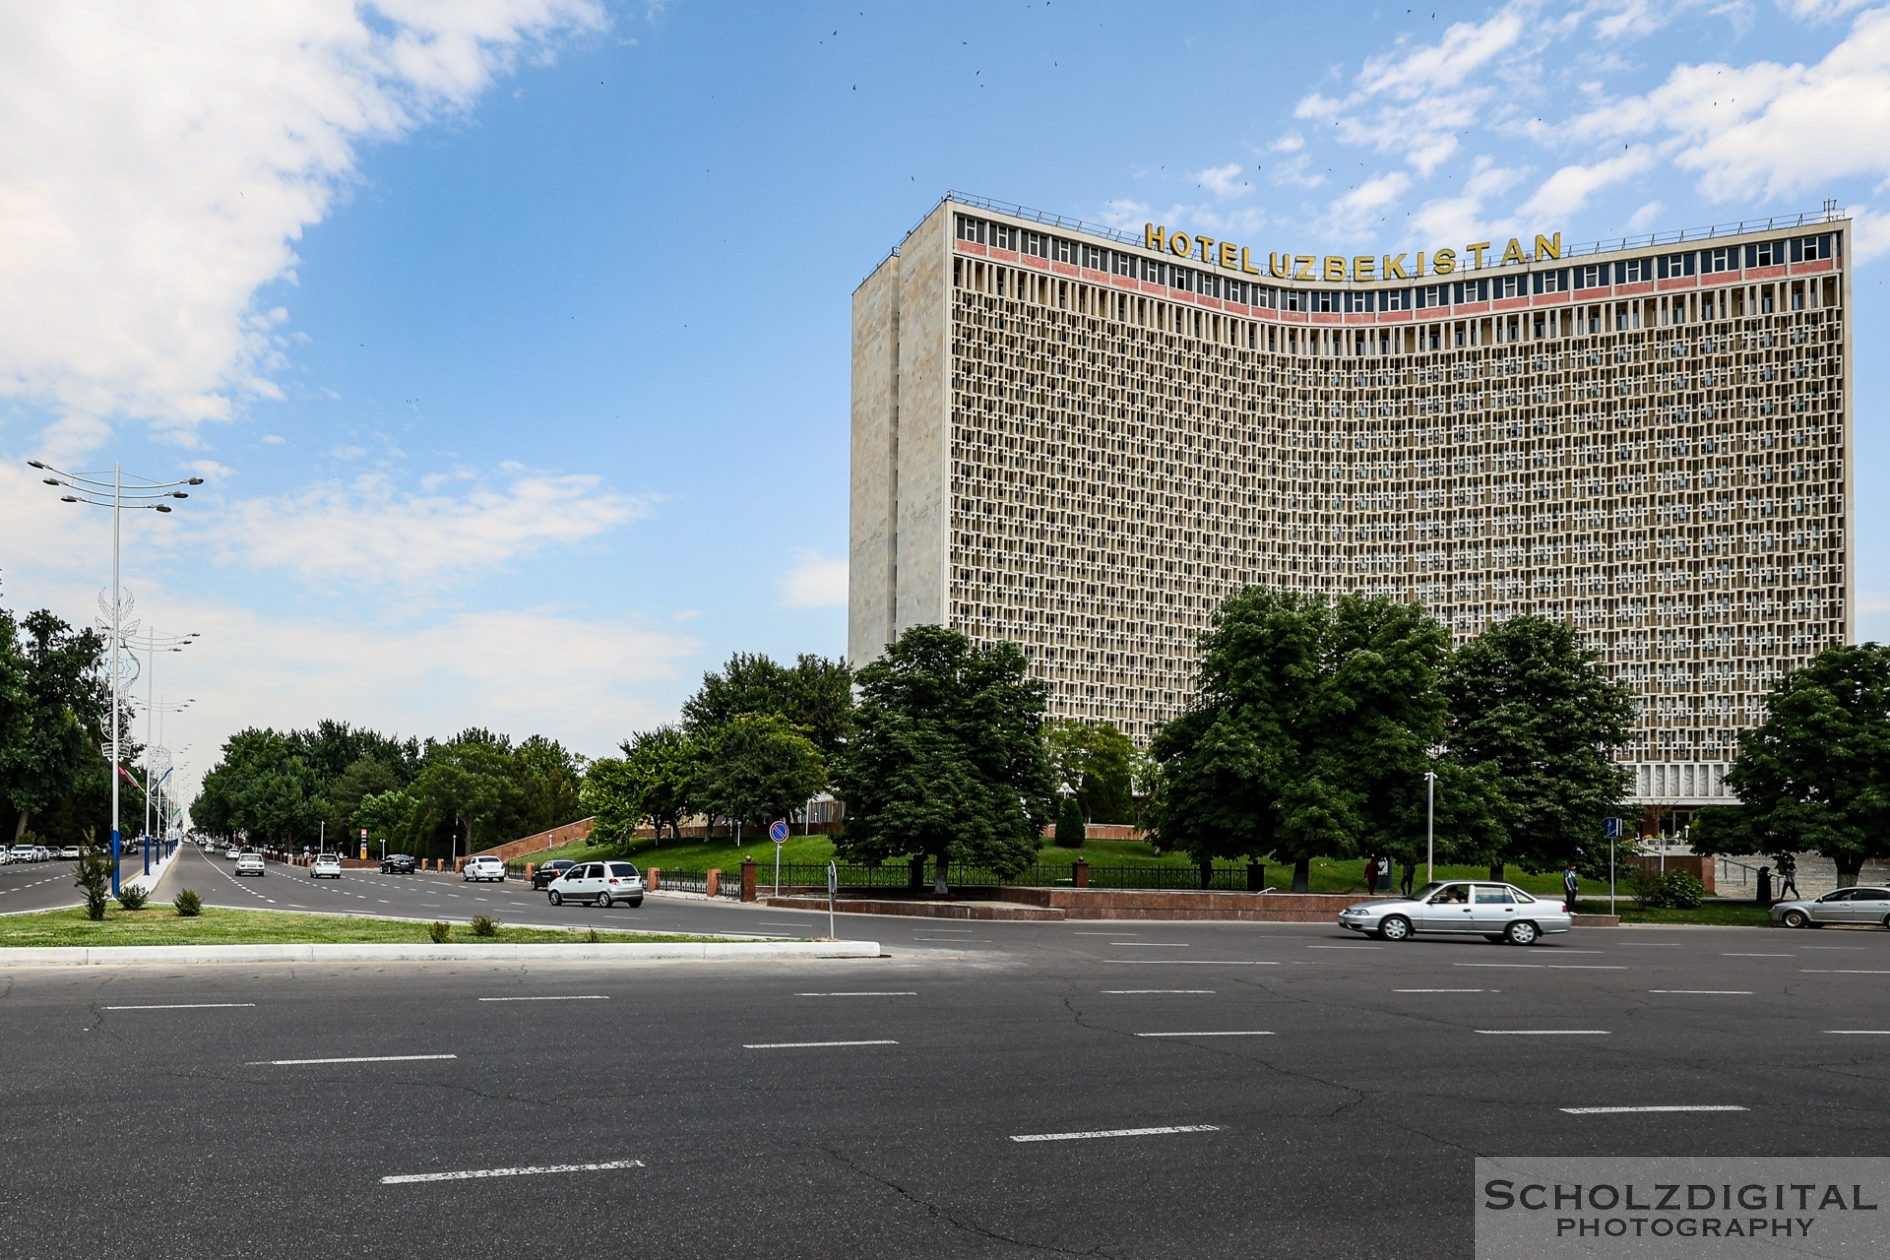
[[768, 820, 790, 844]]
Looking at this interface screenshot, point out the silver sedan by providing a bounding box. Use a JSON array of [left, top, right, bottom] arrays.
[[1337, 880, 1574, 945], [1770, 886, 1890, 929]]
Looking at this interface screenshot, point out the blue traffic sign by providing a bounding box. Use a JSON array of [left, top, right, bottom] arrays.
[[1603, 817, 1622, 839], [768, 820, 790, 844]]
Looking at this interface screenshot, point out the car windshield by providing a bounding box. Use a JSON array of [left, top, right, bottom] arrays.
[[1407, 882, 1447, 901]]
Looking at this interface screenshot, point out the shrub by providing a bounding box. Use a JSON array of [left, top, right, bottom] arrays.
[[73, 847, 111, 921], [470, 914, 499, 938], [586, 928, 601, 943], [173, 889, 204, 917], [1054, 795, 1087, 849], [426, 921, 451, 944], [1657, 871, 1706, 909], [116, 884, 150, 911]]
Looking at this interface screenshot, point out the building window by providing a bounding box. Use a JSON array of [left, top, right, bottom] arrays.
[[955, 215, 985, 244]]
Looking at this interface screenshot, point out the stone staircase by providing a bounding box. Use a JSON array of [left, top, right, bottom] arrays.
[[1709, 852, 1890, 899]]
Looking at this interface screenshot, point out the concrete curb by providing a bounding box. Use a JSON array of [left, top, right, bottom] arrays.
[[0, 940, 882, 967], [121, 844, 182, 897]]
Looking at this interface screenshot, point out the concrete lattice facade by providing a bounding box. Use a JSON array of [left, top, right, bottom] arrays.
[[850, 194, 1852, 806]]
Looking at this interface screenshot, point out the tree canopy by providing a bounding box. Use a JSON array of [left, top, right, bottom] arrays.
[[0, 605, 112, 845], [1441, 614, 1636, 875], [697, 713, 826, 839], [1148, 590, 1454, 890], [833, 624, 1055, 891], [1696, 643, 1890, 886], [1043, 718, 1136, 823]]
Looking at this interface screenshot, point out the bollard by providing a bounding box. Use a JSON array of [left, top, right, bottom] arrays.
[[647, 867, 660, 892], [705, 868, 721, 898], [524, 862, 535, 882], [740, 857, 757, 903], [1073, 858, 1089, 888]]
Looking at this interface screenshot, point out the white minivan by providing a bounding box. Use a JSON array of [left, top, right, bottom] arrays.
[[546, 861, 644, 908]]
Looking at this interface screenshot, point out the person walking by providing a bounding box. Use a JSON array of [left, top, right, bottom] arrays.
[[1562, 863, 1580, 914], [1364, 855, 1379, 895], [1777, 852, 1800, 900], [1400, 862, 1416, 897]]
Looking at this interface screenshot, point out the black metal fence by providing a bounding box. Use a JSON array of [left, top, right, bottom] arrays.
[[757, 860, 1264, 892]]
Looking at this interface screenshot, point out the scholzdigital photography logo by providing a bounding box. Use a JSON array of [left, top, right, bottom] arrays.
[[1475, 1158, 1890, 1258]]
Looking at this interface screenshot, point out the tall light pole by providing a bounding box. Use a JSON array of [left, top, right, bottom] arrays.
[[133, 630, 199, 848], [28, 460, 204, 895], [1424, 770, 1437, 884], [135, 697, 193, 872]]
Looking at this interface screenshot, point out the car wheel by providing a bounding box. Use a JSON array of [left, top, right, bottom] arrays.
[[628, 897, 643, 908], [548, 890, 563, 906], [1504, 920, 1539, 946], [598, 891, 614, 908], [1782, 909, 1808, 929], [1377, 915, 1412, 942], [1483, 934, 1506, 943]]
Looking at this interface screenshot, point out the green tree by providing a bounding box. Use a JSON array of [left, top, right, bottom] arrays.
[[1054, 794, 1087, 848], [834, 625, 1056, 893], [324, 755, 403, 848], [0, 609, 110, 844], [682, 651, 852, 760], [1149, 590, 1453, 891], [513, 734, 584, 834], [354, 788, 420, 852], [406, 739, 512, 859], [698, 713, 826, 841], [1698, 644, 1890, 888], [610, 725, 701, 842], [191, 728, 329, 849], [1442, 615, 1636, 877], [1043, 719, 1136, 823]]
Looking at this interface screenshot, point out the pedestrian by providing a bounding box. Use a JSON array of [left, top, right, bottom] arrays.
[[1562, 863, 1579, 914], [1364, 855, 1379, 895], [1777, 852, 1800, 900], [1400, 862, 1416, 897]]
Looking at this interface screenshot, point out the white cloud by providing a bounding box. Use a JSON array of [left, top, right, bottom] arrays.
[[780, 549, 847, 609], [187, 460, 237, 481], [1330, 172, 1414, 236], [1194, 162, 1248, 199], [201, 463, 651, 593], [1625, 199, 1666, 231], [1520, 147, 1658, 220], [330, 444, 368, 461], [0, 2, 606, 455], [1356, 6, 1529, 97], [1780, 0, 1873, 22], [1408, 157, 1529, 245], [259, 435, 287, 446], [1097, 199, 1151, 230], [1848, 203, 1890, 261]]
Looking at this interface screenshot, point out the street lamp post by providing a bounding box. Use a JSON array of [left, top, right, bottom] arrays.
[[135, 697, 192, 873], [1424, 770, 1437, 884], [135, 631, 198, 871], [28, 460, 203, 896]]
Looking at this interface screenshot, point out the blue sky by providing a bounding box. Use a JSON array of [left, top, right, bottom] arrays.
[[1, 0, 1886, 808]]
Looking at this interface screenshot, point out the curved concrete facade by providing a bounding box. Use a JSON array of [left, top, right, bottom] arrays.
[[851, 194, 1852, 807]]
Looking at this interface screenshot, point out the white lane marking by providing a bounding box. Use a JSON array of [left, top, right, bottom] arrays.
[[1455, 963, 1625, 970], [743, 1040, 898, 1050], [1476, 1030, 1610, 1036], [1308, 945, 1380, 950], [1801, 969, 1890, 975], [795, 992, 917, 998], [1722, 952, 1794, 958], [1649, 990, 1754, 995], [1134, 1031, 1274, 1038], [1110, 942, 1190, 947], [1824, 1030, 1890, 1035], [250, 1054, 458, 1066], [1073, 931, 1132, 936], [103, 1003, 257, 1011], [1561, 1106, 1748, 1115], [912, 937, 992, 942], [1395, 988, 1489, 993], [382, 1159, 645, 1185], [1107, 960, 1279, 966], [1102, 990, 1216, 995], [1010, 1125, 1220, 1143], [1803, 946, 1867, 951], [477, 996, 609, 1003], [914, 929, 976, 934]]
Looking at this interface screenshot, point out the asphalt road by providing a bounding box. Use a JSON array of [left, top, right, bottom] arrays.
[[0, 859, 81, 915], [2, 880, 1888, 1259]]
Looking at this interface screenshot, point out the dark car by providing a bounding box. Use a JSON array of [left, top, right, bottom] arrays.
[[380, 853, 417, 874], [531, 859, 577, 890]]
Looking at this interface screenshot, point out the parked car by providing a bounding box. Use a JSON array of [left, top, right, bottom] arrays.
[[1337, 880, 1571, 945], [310, 853, 343, 879], [380, 853, 417, 874], [462, 855, 507, 882], [9, 845, 41, 863], [59, 846, 79, 860], [234, 853, 266, 877], [1771, 886, 1890, 929], [530, 859, 576, 890], [546, 861, 644, 908], [34, 846, 51, 861], [225, 846, 244, 861]]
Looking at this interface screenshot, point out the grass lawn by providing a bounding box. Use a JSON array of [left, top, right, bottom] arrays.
[[518, 833, 1572, 897], [0, 906, 746, 948], [1574, 899, 1776, 927]]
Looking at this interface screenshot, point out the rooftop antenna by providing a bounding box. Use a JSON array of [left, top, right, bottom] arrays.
[[1822, 198, 1838, 221]]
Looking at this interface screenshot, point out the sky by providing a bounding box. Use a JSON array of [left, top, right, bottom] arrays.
[[1, 0, 1887, 813]]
